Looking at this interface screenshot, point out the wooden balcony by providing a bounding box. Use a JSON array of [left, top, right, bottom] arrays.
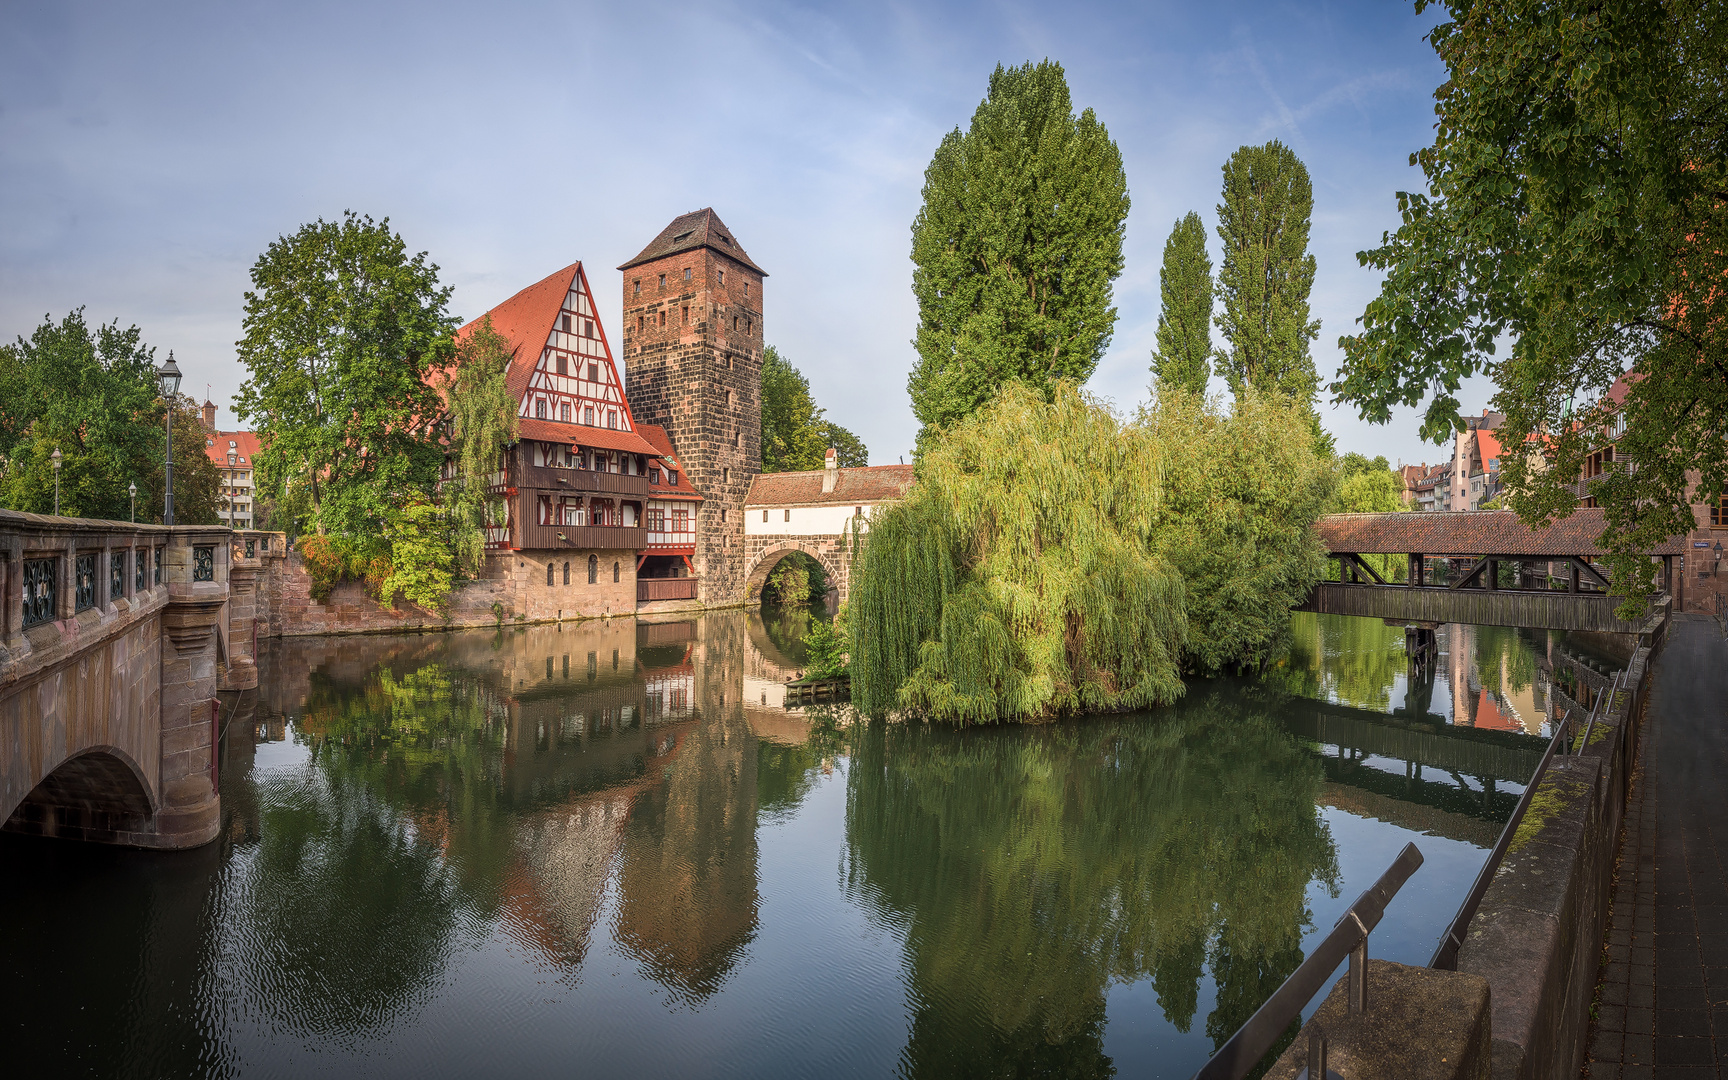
[[515, 462, 648, 498], [638, 578, 699, 602], [514, 520, 646, 552]]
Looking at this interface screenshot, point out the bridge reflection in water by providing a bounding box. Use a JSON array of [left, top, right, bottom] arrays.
[[0, 610, 1587, 1078]]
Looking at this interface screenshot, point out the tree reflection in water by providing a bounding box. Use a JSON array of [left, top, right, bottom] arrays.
[[842, 690, 1339, 1077]]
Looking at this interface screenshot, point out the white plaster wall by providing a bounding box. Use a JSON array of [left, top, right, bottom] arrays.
[[743, 503, 874, 537]]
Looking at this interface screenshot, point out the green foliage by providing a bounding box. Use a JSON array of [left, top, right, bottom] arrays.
[[1146, 389, 1336, 674], [1214, 141, 1320, 410], [444, 315, 517, 576], [1268, 613, 1409, 712], [381, 503, 458, 613], [1335, 1, 1728, 615], [1152, 211, 1215, 395], [852, 384, 1187, 723], [817, 422, 868, 468], [760, 346, 869, 472], [0, 310, 221, 523], [765, 557, 812, 606], [234, 211, 457, 537], [1333, 456, 1409, 581], [298, 533, 389, 603], [804, 606, 850, 679], [907, 60, 1129, 453]]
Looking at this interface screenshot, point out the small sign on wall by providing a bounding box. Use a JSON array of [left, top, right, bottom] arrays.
[[1695, 541, 1712, 548]]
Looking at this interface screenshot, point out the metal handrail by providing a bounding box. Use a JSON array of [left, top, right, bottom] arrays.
[[1429, 678, 1616, 970], [1191, 842, 1424, 1080]]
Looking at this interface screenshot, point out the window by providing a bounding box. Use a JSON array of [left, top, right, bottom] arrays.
[[561, 314, 571, 333], [725, 390, 733, 408], [588, 362, 598, 382], [608, 411, 617, 430], [613, 561, 620, 583], [684, 267, 691, 280], [556, 355, 567, 375], [585, 320, 594, 338], [718, 270, 725, 285], [1715, 484, 1728, 528], [744, 282, 749, 296], [633, 280, 641, 296], [733, 316, 739, 331], [547, 562, 555, 586], [658, 310, 665, 328], [584, 406, 595, 425], [673, 508, 689, 532], [648, 508, 665, 531], [722, 468, 729, 483], [658, 273, 665, 288], [637, 315, 644, 332], [561, 402, 571, 422], [536, 398, 547, 419], [650, 468, 662, 484], [563, 561, 570, 585], [720, 508, 728, 523], [762, 509, 769, 522], [784, 509, 791, 522], [682, 305, 689, 325], [855, 506, 863, 517], [668, 470, 678, 486], [588, 555, 598, 584]]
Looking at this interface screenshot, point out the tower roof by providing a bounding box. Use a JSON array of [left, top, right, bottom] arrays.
[[617, 208, 767, 276]]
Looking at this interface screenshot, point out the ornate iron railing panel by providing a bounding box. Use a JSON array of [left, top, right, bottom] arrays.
[[111, 552, 126, 601], [193, 545, 214, 582], [74, 554, 97, 612], [22, 558, 56, 627]]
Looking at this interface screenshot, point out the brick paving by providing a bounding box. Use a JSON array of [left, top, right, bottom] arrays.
[[1587, 614, 1728, 1078]]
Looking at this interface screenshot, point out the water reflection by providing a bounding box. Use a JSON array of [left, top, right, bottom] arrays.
[[0, 611, 1578, 1078]]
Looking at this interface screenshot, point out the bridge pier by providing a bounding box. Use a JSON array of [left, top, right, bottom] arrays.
[[2, 511, 232, 848]]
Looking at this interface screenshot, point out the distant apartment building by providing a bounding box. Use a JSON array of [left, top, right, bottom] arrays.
[[1400, 463, 1446, 511], [200, 401, 259, 528]]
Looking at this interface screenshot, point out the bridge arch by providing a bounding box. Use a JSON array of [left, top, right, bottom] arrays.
[[5, 746, 156, 844], [744, 541, 847, 605]]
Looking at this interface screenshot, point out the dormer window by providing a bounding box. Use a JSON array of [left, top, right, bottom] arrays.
[[668, 471, 678, 486]]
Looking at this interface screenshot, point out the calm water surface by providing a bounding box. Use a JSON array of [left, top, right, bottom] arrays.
[[2, 611, 1606, 1078]]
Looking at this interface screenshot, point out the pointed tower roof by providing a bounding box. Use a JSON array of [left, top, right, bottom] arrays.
[[617, 208, 767, 275]]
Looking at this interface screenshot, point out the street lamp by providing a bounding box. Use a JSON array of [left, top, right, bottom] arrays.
[[128, 480, 137, 523], [157, 352, 182, 526], [50, 448, 62, 515]]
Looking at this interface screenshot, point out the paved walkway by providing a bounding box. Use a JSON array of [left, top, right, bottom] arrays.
[[1588, 613, 1728, 1078]]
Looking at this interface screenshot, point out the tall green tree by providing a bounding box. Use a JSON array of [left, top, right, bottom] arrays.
[[1334, 1, 1728, 614], [444, 316, 518, 576], [760, 346, 868, 472], [908, 60, 1129, 452], [1151, 212, 1215, 395], [235, 212, 457, 537], [1214, 141, 1320, 407], [0, 309, 219, 523]]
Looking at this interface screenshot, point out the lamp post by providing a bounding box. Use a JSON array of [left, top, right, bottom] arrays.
[[157, 352, 182, 526], [50, 448, 62, 515], [128, 480, 137, 523]]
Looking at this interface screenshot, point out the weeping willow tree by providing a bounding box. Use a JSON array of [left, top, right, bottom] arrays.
[[443, 316, 518, 576], [851, 384, 1187, 723]]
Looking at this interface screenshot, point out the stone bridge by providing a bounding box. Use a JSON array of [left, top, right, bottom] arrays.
[[0, 510, 276, 848], [1301, 509, 1686, 633], [741, 460, 915, 607]]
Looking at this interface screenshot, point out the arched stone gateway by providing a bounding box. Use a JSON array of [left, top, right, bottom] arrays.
[[743, 540, 850, 606]]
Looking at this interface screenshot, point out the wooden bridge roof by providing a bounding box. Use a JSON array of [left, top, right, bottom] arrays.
[[1316, 509, 1686, 556]]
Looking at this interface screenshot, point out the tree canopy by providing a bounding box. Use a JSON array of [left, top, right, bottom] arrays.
[[907, 60, 1129, 453], [1151, 211, 1215, 395], [759, 345, 868, 471], [0, 309, 220, 523], [234, 212, 456, 537], [1214, 141, 1321, 408], [1334, 1, 1728, 611]]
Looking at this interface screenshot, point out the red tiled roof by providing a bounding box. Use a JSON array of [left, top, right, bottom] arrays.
[[517, 417, 661, 459], [617, 208, 767, 275], [1316, 510, 1686, 556], [456, 262, 580, 405], [204, 429, 262, 467], [636, 424, 703, 502], [1475, 430, 1504, 469], [746, 464, 915, 508]]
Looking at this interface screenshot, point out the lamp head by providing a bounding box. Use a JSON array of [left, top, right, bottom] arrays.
[[157, 351, 182, 397], [50, 447, 61, 471], [128, 480, 137, 497]]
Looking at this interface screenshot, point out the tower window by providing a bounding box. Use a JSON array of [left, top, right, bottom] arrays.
[[718, 270, 724, 285], [658, 310, 666, 328], [563, 561, 570, 585], [556, 355, 567, 375], [744, 282, 749, 296], [682, 305, 689, 324], [633, 280, 641, 296], [733, 316, 738, 331], [726, 390, 733, 408], [683, 267, 691, 281], [658, 273, 665, 288], [613, 561, 620, 583], [784, 509, 791, 522], [723, 468, 730, 483], [720, 508, 727, 523], [547, 562, 555, 586], [747, 319, 753, 336], [561, 314, 571, 332], [637, 315, 644, 332], [589, 362, 598, 382], [588, 555, 598, 584]]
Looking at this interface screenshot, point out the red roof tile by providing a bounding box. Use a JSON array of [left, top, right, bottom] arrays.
[[456, 262, 580, 405], [517, 417, 662, 459], [203, 429, 262, 467], [745, 464, 915, 508], [1316, 509, 1686, 556]]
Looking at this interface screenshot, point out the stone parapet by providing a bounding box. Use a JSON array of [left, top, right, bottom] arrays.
[[1268, 960, 1491, 1080]]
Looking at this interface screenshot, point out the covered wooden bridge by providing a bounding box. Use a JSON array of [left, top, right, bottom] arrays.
[[1299, 509, 1683, 636]]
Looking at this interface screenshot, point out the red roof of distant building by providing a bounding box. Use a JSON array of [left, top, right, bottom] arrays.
[[1475, 430, 1504, 470], [203, 430, 262, 467], [746, 464, 915, 507]]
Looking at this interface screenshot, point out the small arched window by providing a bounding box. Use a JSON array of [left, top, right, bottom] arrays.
[[587, 555, 598, 584], [563, 561, 570, 585], [613, 561, 620, 583], [546, 562, 554, 586]]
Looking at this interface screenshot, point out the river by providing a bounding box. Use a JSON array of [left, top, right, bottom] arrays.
[[1, 610, 1613, 1078]]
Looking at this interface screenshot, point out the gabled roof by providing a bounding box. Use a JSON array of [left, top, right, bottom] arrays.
[[746, 464, 915, 508], [1316, 509, 1686, 556], [636, 424, 703, 502], [456, 261, 580, 404], [617, 208, 767, 275], [204, 429, 262, 467]]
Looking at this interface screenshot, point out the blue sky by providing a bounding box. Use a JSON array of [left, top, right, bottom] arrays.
[[1, 0, 1493, 468]]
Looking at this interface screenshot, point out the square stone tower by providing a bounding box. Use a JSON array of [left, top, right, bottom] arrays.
[[619, 209, 765, 604]]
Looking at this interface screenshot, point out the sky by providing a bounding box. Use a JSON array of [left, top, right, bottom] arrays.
[[1, 0, 1497, 469]]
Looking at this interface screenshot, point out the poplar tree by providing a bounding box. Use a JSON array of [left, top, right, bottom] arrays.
[[908, 60, 1129, 453], [1213, 141, 1320, 406], [1151, 212, 1214, 395]]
